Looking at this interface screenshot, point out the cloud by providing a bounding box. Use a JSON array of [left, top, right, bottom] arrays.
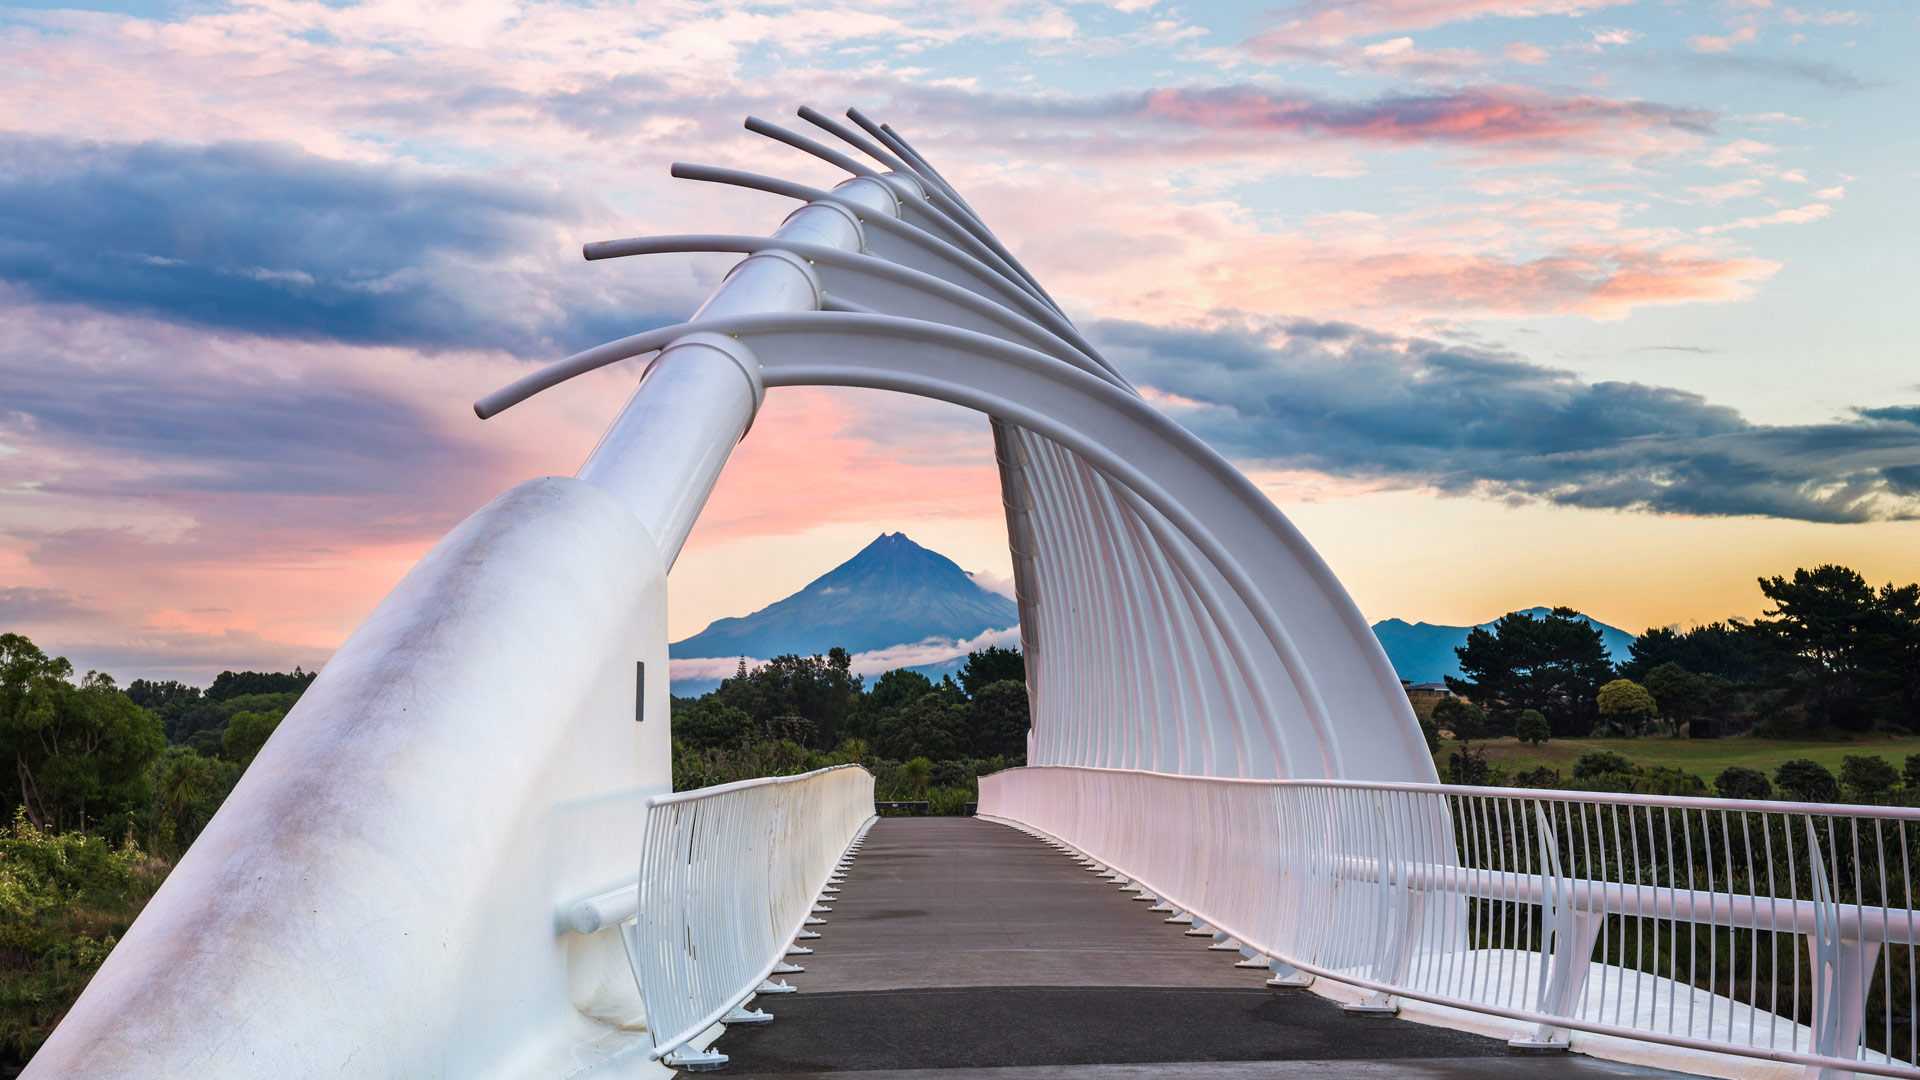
[[0, 586, 99, 625], [669, 624, 1020, 683], [1698, 202, 1834, 234], [1135, 85, 1712, 151], [1251, 0, 1632, 48], [1092, 317, 1920, 524], [0, 135, 645, 354], [1690, 26, 1759, 53], [875, 82, 1713, 163], [1668, 52, 1873, 90]]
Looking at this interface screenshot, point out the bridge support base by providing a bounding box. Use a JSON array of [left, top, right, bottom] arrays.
[[1506, 1031, 1571, 1053], [1165, 912, 1194, 924], [723, 1006, 773, 1025], [773, 961, 805, 974], [758, 979, 798, 994], [1341, 992, 1399, 1016], [1267, 961, 1313, 988], [665, 1047, 730, 1071]]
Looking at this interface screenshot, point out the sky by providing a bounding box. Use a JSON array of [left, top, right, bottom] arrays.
[[0, 0, 1915, 685]]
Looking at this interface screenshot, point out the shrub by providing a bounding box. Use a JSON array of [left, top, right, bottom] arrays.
[[1905, 753, 1920, 793], [1774, 759, 1839, 803], [1637, 766, 1706, 798], [1432, 697, 1490, 744], [1572, 751, 1634, 780], [1445, 747, 1490, 785], [0, 812, 165, 1066], [1509, 766, 1563, 789], [1515, 710, 1550, 747], [1839, 755, 1899, 803], [1714, 766, 1772, 800], [1595, 679, 1658, 737]]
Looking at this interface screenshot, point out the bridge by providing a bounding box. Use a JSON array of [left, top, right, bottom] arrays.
[[22, 108, 1920, 1080]]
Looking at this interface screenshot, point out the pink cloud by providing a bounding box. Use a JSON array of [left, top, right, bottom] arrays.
[[1136, 85, 1710, 154], [1252, 0, 1633, 48]]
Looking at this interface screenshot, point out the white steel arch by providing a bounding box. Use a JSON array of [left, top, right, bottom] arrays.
[[22, 107, 1434, 1080]]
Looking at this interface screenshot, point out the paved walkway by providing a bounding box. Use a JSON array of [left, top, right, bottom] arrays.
[[714, 818, 1680, 1078]]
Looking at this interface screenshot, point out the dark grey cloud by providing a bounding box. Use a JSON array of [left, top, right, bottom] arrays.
[[1093, 318, 1920, 524], [0, 136, 660, 354]]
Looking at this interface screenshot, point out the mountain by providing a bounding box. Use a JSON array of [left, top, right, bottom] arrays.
[[1371, 607, 1639, 685], [671, 533, 1018, 689]]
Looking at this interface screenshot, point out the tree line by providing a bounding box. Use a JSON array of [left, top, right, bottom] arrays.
[[1430, 563, 1919, 744], [671, 646, 1028, 812], [0, 632, 312, 1065]]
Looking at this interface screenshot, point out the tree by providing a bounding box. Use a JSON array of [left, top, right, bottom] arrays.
[[968, 679, 1030, 760], [672, 698, 753, 750], [1596, 679, 1658, 737], [1514, 710, 1549, 747], [144, 746, 241, 856], [1431, 697, 1489, 745], [1644, 663, 1715, 737], [957, 647, 1024, 698], [1757, 565, 1879, 732], [875, 692, 967, 762], [1448, 608, 1614, 736], [206, 668, 314, 701], [1839, 755, 1899, 803], [711, 651, 862, 750], [221, 710, 282, 765], [1906, 754, 1920, 793], [1774, 759, 1839, 803], [901, 756, 933, 797], [1715, 766, 1772, 800], [866, 668, 934, 714], [0, 637, 164, 833]]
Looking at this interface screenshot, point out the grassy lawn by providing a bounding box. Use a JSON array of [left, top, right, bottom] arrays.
[[1435, 734, 1920, 785]]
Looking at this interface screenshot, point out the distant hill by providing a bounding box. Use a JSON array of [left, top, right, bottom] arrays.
[[1372, 607, 1639, 684], [671, 532, 1018, 693]]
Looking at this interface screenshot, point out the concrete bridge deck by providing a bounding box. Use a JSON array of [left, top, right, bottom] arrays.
[[715, 817, 1682, 1079]]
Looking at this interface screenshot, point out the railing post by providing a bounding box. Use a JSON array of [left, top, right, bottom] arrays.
[[1804, 937, 1882, 1080], [1510, 910, 1604, 1050]]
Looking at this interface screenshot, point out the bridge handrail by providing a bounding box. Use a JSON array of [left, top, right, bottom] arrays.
[[630, 764, 875, 1062], [981, 765, 1920, 1079]]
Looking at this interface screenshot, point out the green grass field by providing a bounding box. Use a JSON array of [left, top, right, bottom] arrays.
[[1434, 733, 1920, 785]]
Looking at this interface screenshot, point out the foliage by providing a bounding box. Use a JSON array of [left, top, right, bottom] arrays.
[[1444, 746, 1490, 786], [1571, 750, 1635, 785], [141, 747, 240, 857], [1431, 697, 1489, 745], [1714, 766, 1772, 800], [1773, 758, 1839, 803], [1447, 608, 1614, 737], [1595, 678, 1658, 737], [956, 647, 1024, 698], [221, 710, 282, 765], [1839, 754, 1899, 803], [1643, 663, 1718, 738], [0, 636, 165, 835], [707, 650, 862, 750], [967, 680, 1030, 760], [1757, 565, 1920, 734], [0, 812, 165, 1067], [1514, 709, 1549, 747]]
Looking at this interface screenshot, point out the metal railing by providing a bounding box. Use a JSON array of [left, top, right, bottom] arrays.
[[980, 765, 1920, 1079], [621, 764, 874, 1066]]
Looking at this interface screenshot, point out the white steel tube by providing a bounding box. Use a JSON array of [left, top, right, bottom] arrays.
[[575, 179, 898, 561]]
